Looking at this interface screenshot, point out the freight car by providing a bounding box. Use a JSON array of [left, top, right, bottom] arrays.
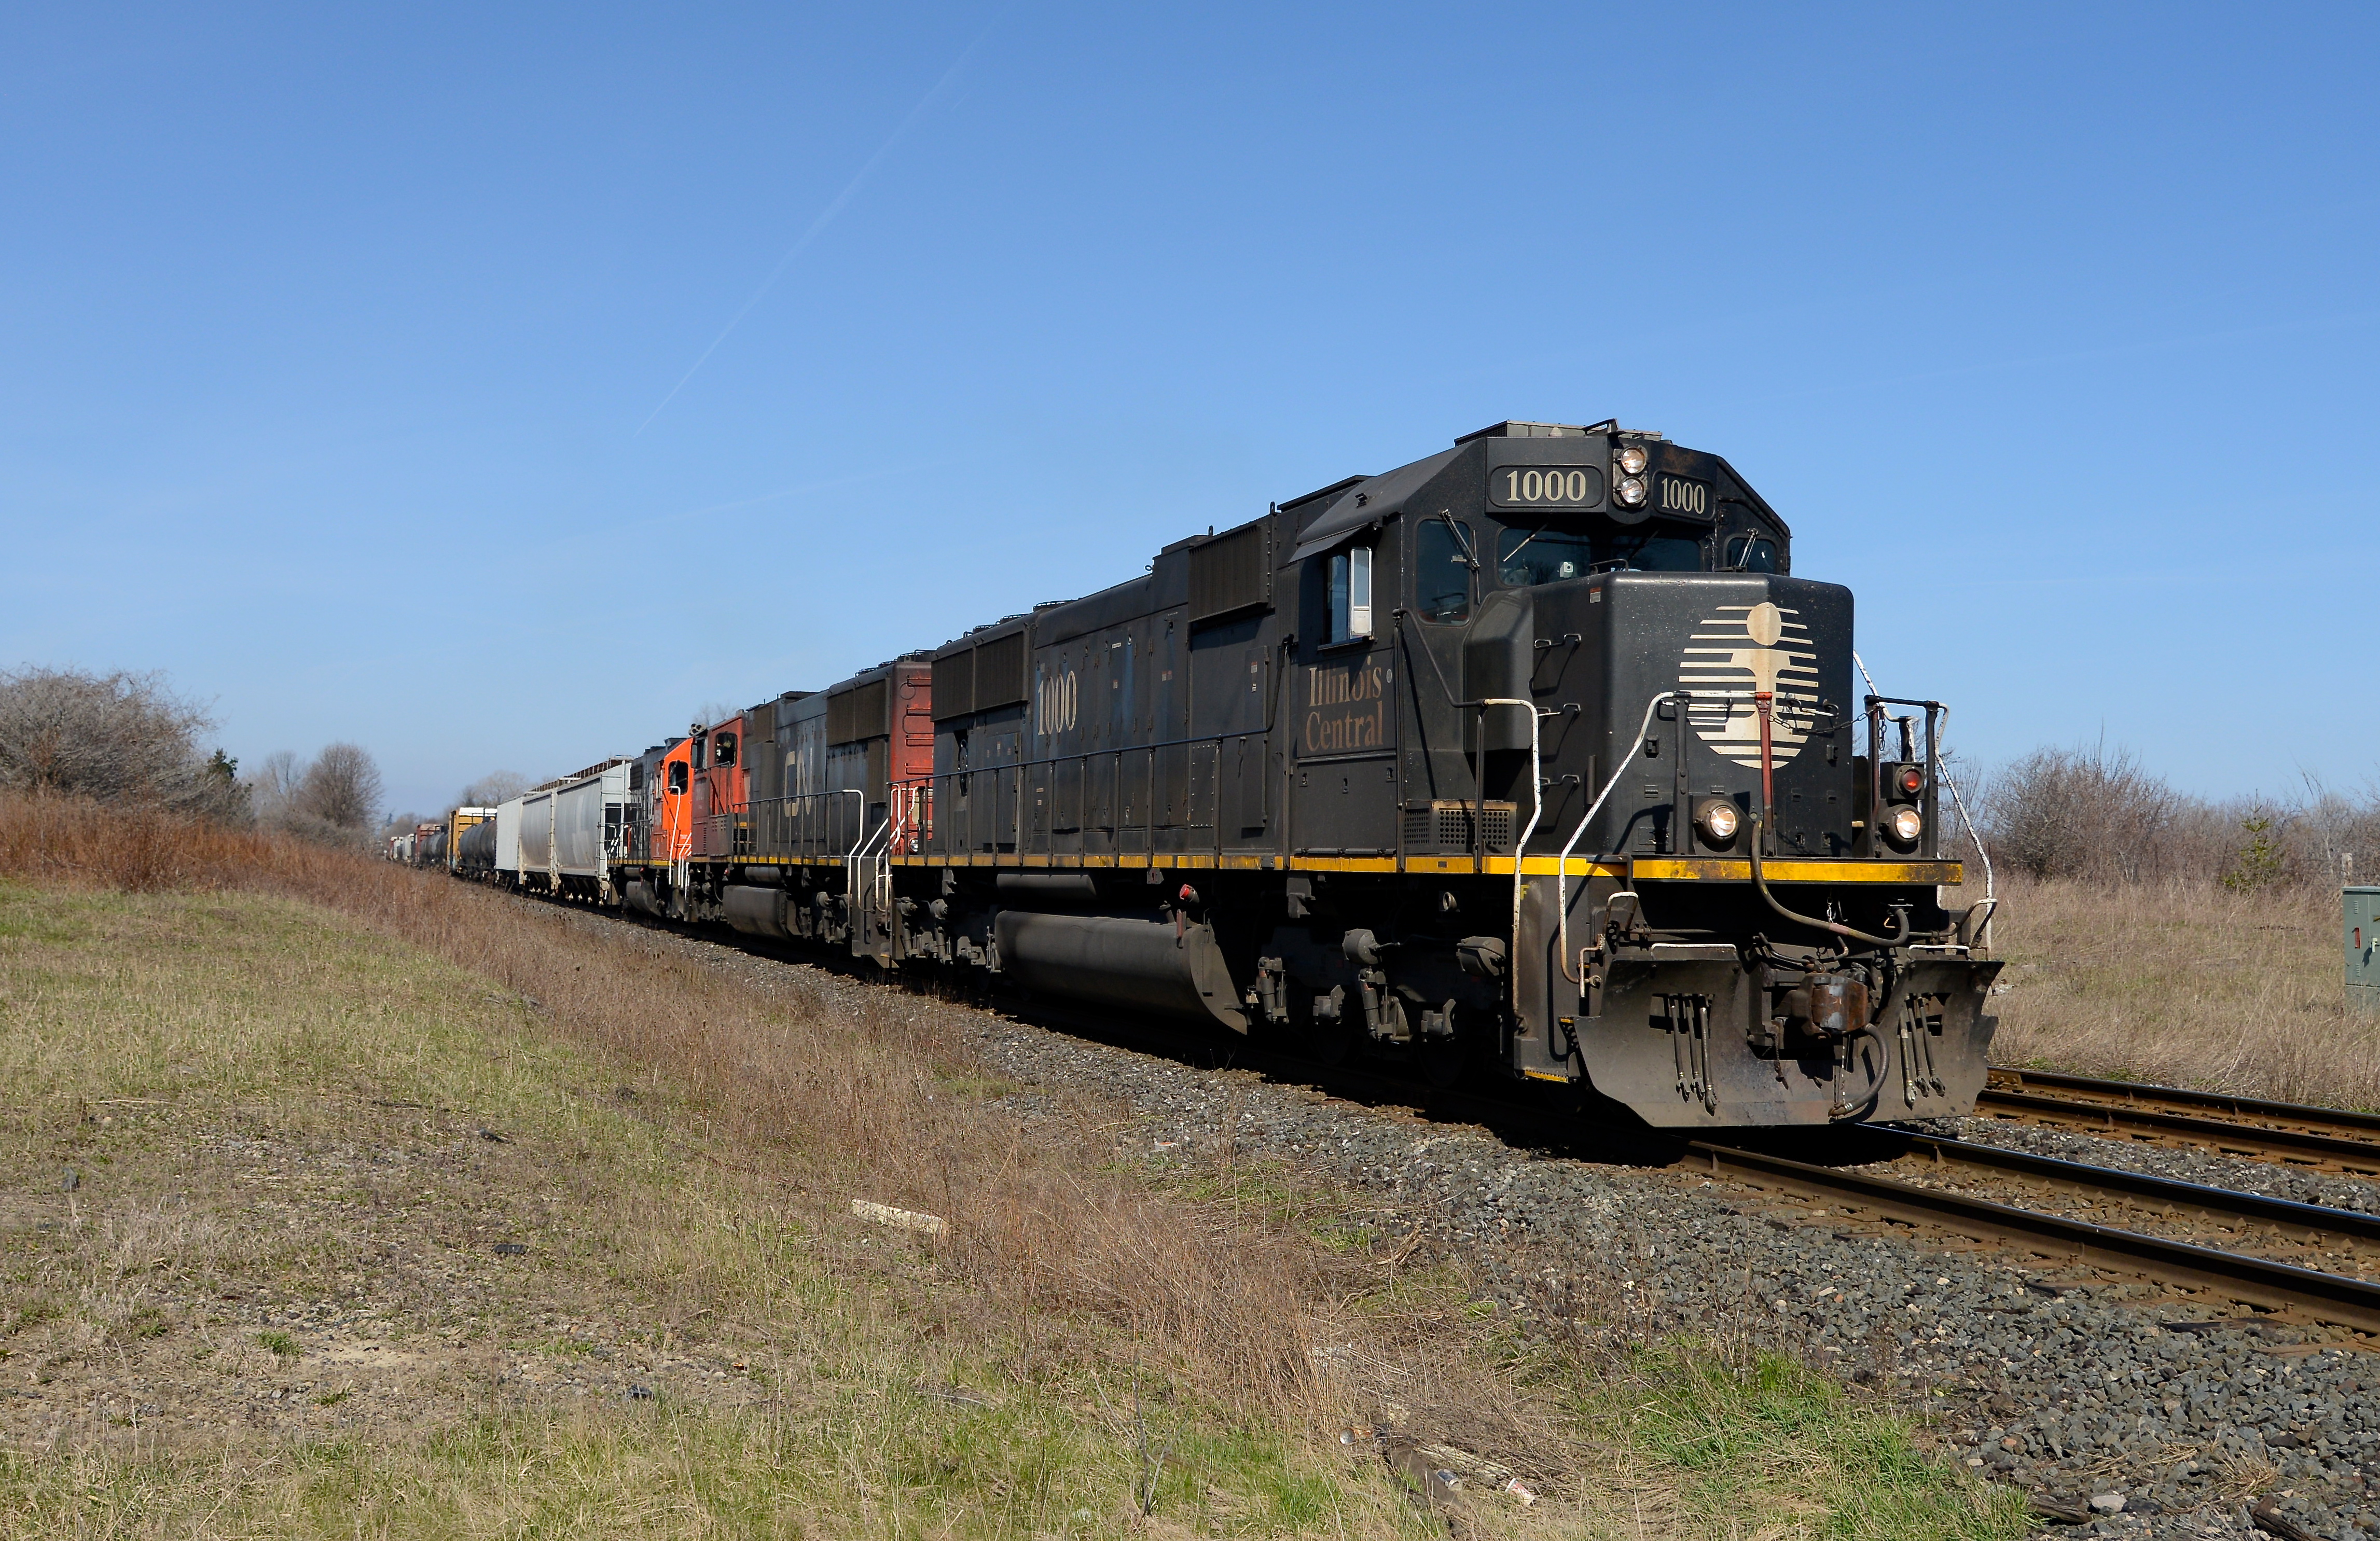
[[491, 761, 632, 897], [487, 421, 1998, 1130], [449, 805, 497, 876]]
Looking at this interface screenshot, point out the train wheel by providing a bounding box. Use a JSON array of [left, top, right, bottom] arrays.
[[1295, 1003, 1359, 1067], [1414, 1036, 1469, 1091]]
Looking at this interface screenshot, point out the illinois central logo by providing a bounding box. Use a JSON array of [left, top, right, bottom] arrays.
[[1678, 601, 1822, 768]]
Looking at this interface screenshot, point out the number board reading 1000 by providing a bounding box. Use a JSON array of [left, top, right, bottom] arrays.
[[1489, 464, 1604, 509], [1656, 475, 1711, 517]]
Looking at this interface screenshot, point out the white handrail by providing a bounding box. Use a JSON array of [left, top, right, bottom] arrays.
[[1476, 697, 1544, 1015], [1552, 691, 1678, 986]]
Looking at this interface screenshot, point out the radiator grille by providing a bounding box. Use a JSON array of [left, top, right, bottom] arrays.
[[974, 631, 1027, 710], [826, 677, 889, 745], [1401, 800, 1516, 855]]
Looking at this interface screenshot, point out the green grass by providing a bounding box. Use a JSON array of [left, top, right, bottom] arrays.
[[0, 1381, 1396, 1539], [1586, 1342, 2029, 1540]]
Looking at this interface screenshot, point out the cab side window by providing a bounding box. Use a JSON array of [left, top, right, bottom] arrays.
[[714, 731, 738, 767], [667, 762, 689, 795], [1416, 520, 1472, 622], [1326, 545, 1374, 643]]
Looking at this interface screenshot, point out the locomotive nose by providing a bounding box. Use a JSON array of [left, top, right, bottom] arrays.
[[1519, 570, 1853, 860]]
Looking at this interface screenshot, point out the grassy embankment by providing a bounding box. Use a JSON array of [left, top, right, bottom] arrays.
[[0, 797, 2024, 1538], [1963, 876, 2379, 1108]]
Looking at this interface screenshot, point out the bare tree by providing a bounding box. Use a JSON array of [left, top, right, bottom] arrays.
[[454, 770, 532, 808], [246, 749, 304, 823], [0, 666, 249, 821], [297, 743, 383, 830]]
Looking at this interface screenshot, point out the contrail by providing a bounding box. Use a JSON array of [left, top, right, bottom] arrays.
[[634, 21, 999, 437]]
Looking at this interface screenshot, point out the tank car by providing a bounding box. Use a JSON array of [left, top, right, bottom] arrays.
[[449, 806, 498, 876], [572, 421, 1999, 1130]]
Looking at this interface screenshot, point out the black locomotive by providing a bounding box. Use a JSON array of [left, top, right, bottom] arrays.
[[533, 420, 1997, 1129]]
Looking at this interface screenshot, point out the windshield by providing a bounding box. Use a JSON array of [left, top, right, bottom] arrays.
[[1496, 522, 1706, 586], [1724, 533, 1780, 573]]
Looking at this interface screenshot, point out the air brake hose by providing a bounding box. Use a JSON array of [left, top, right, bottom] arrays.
[[1828, 1021, 1891, 1123], [1747, 815, 1908, 949]]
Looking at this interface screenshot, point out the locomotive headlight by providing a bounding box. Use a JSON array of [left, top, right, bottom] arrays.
[[1693, 797, 1741, 848], [1883, 806, 1924, 848], [1616, 444, 1650, 476], [1616, 475, 1648, 507]]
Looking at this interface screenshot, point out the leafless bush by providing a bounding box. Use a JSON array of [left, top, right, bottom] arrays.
[[244, 742, 386, 846], [1982, 743, 2184, 883], [1977, 741, 2380, 891], [0, 667, 249, 822], [2289, 771, 2380, 886], [245, 749, 305, 824], [298, 742, 381, 829]]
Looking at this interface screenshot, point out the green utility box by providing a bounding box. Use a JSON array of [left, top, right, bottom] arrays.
[[2351, 887, 2380, 1016]]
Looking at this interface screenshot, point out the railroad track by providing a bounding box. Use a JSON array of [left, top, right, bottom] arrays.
[[1053, 1030, 2380, 1340], [1977, 1067, 2380, 1176], [1696, 1132, 2380, 1337], [1007, 998, 2380, 1340]]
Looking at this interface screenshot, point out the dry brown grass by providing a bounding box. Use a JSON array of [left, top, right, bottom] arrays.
[[1966, 874, 2380, 1108], [0, 791, 273, 892]]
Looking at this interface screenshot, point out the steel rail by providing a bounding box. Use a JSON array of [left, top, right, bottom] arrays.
[[1974, 1088, 2380, 1176], [1852, 1128, 2380, 1245], [1006, 1016, 2380, 1334], [1689, 1139, 2380, 1336], [1987, 1065, 2380, 1140]]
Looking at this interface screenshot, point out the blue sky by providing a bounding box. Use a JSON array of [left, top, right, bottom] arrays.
[[5, 3, 2375, 815]]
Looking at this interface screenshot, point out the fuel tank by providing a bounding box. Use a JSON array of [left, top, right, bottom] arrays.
[[993, 910, 1249, 1033]]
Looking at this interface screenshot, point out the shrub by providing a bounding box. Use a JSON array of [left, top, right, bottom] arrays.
[[0, 667, 249, 823]]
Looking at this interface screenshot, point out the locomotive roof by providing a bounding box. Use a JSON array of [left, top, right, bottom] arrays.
[[1290, 446, 1463, 561]]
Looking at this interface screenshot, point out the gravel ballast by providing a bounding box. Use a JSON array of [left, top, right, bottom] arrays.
[[965, 1023, 2380, 1539]]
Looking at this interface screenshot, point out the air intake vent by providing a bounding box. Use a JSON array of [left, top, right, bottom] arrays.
[[1189, 519, 1271, 624], [931, 649, 973, 721], [1401, 800, 1517, 855], [826, 677, 890, 745], [975, 631, 1027, 710]]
